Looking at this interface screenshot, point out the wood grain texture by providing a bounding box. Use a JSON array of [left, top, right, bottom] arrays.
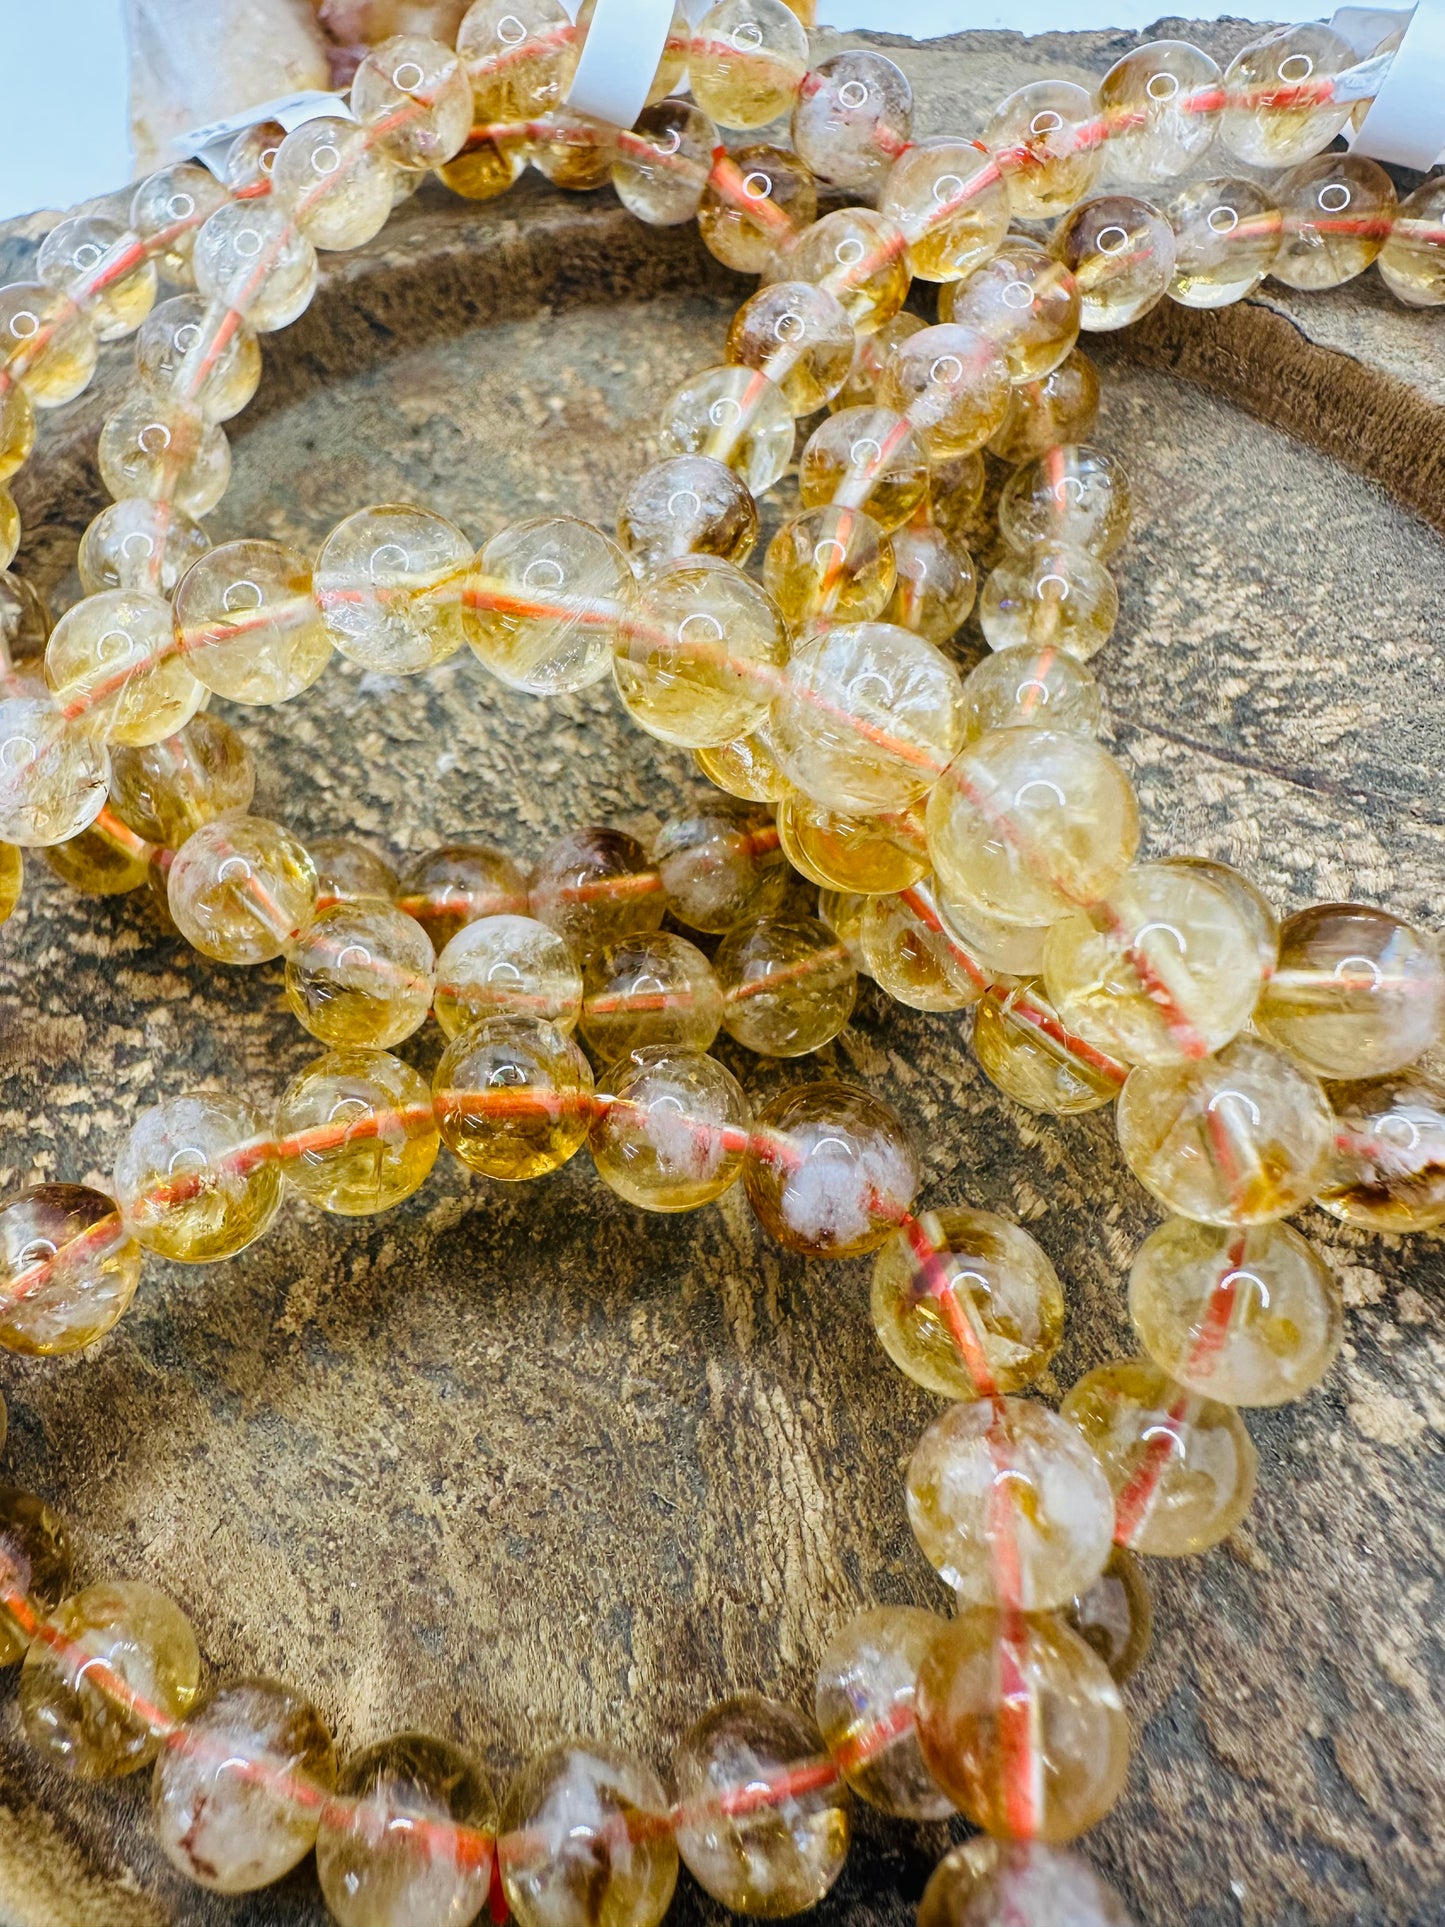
[[0, 22, 1442, 1927]]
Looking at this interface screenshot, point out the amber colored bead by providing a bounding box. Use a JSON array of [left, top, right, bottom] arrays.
[[467, 515, 633, 694], [396, 842, 530, 950], [501, 1742, 677, 1927], [591, 1045, 750, 1211], [457, 0, 577, 122], [0, 1487, 73, 1665], [152, 1678, 337, 1893], [435, 914, 582, 1038], [0, 380, 36, 481], [0, 282, 98, 408], [613, 96, 714, 226], [765, 506, 896, 632], [695, 717, 792, 804], [880, 139, 1011, 283], [529, 826, 665, 958], [114, 1092, 284, 1262], [0, 1183, 143, 1357], [0, 485, 18, 571], [1255, 903, 1445, 1080], [167, 814, 318, 965], [791, 50, 913, 195], [717, 915, 858, 1057], [915, 1609, 1129, 1843], [653, 801, 787, 934], [815, 1607, 953, 1819], [616, 455, 759, 575], [434, 1014, 594, 1179], [770, 207, 912, 336], [1379, 178, 1445, 309], [1219, 24, 1358, 168], [173, 538, 332, 706], [20, 1581, 201, 1779], [315, 504, 470, 676], [673, 1694, 850, 1916], [817, 888, 871, 973], [1064, 1548, 1153, 1686], [276, 1049, 439, 1216], [987, 351, 1100, 465], [798, 407, 928, 533], [1318, 1063, 1445, 1232], [1064, 1358, 1257, 1555], [581, 932, 723, 1059], [942, 241, 1080, 385], [871, 1205, 1064, 1400], [44, 816, 151, 896], [919, 1838, 1138, 1927], [860, 889, 983, 1011], [438, 129, 528, 202], [973, 980, 1125, 1117], [311, 837, 399, 907], [698, 144, 818, 275], [285, 900, 435, 1049], [316, 1732, 496, 1927], [1271, 154, 1396, 291], [0, 840, 20, 924], [744, 1080, 917, 1256], [615, 554, 787, 749], [726, 280, 855, 416], [659, 364, 796, 496], [978, 544, 1118, 663], [1116, 1033, 1333, 1225], [984, 81, 1102, 222], [777, 796, 925, 896], [688, 0, 810, 132], [45, 590, 204, 748], [107, 711, 255, 850]]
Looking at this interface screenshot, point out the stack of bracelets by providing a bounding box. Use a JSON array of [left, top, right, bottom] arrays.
[[0, 4, 1441, 1922]]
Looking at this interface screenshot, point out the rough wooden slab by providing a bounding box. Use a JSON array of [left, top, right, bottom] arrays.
[[0, 22, 1442, 1927]]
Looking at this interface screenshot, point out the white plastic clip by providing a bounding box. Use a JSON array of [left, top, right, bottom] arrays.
[[564, 0, 678, 129], [176, 91, 354, 178], [1344, 1, 1445, 167]]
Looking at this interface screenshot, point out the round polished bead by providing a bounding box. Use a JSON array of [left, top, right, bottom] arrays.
[[152, 1679, 337, 1893], [1271, 155, 1396, 290], [1318, 1064, 1445, 1231], [792, 51, 912, 194], [799, 407, 929, 532], [915, 1609, 1129, 1843], [689, 0, 810, 131], [878, 326, 1010, 461], [397, 843, 529, 949], [727, 280, 855, 416], [653, 801, 786, 933], [223, 119, 284, 191], [617, 455, 758, 574], [815, 1606, 952, 1820], [129, 164, 229, 287], [871, 1205, 1064, 1400], [0, 282, 97, 407], [717, 915, 858, 1057], [817, 887, 871, 972], [695, 717, 791, 804], [942, 241, 1081, 385], [529, 825, 665, 956], [998, 446, 1131, 560], [316, 1732, 496, 1927], [1064, 1548, 1153, 1687], [979, 544, 1117, 662], [0, 383, 35, 483], [937, 891, 1049, 978], [777, 795, 926, 896], [1042, 863, 1263, 1067], [1220, 25, 1359, 168], [988, 352, 1100, 464], [107, 712, 254, 850], [285, 899, 435, 1049], [37, 214, 156, 342], [115, 1092, 284, 1261], [743, 1080, 917, 1255], [20, 1582, 201, 1779], [0, 1488, 72, 1665], [311, 837, 398, 906], [97, 400, 230, 519], [44, 817, 151, 896], [886, 523, 974, 645], [78, 499, 211, 599], [434, 1014, 594, 1179], [1063, 1358, 1258, 1554], [765, 507, 896, 632], [350, 34, 473, 166], [174, 539, 332, 704], [1167, 177, 1282, 307], [674, 1694, 850, 1915], [659, 364, 795, 496], [880, 139, 1011, 283], [699, 144, 818, 275], [961, 644, 1101, 744], [591, 1045, 750, 1211], [984, 82, 1102, 221], [1116, 1033, 1332, 1224], [1053, 196, 1176, 331], [1129, 1216, 1343, 1406], [273, 118, 395, 251], [437, 127, 529, 202], [0, 567, 49, 679], [469, 515, 633, 695], [612, 96, 714, 226], [1096, 40, 1222, 182], [316, 505, 470, 675], [919, 1838, 1139, 1927], [192, 202, 319, 333], [0, 693, 110, 847], [1163, 855, 1279, 981], [435, 914, 581, 1038], [457, 0, 577, 121], [0, 1184, 141, 1357], [615, 555, 786, 748], [769, 207, 912, 336], [44, 589, 204, 749], [167, 814, 317, 964], [1379, 178, 1445, 309], [580, 931, 723, 1059], [501, 1743, 676, 1927], [275, 1048, 439, 1215], [136, 294, 261, 424], [973, 979, 1125, 1116], [1255, 903, 1445, 1079], [860, 889, 985, 1011]]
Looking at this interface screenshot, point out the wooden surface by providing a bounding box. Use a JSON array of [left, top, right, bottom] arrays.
[[1, 21, 1444, 1927]]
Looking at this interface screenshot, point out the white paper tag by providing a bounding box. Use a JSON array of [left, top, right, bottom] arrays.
[[176, 91, 354, 178], [1340, 1, 1445, 166], [564, 0, 678, 129]]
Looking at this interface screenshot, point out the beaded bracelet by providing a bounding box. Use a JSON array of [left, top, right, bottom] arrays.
[[0, 9, 1442, 1927]]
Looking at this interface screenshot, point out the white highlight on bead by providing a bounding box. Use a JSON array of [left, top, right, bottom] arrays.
[[176, 91, 353, 178], [564, 0, 678, 129], [1335, 2, 1445, 165]]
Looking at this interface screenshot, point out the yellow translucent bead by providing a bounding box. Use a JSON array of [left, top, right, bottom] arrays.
[[860, 889, 984, 1010], [0, 693, 109, 847], [986, 351, 1100, 464], [501, 1744, 677, 1927], [437, 127, 529, 201], [1129, 1216, 1343, 1407], [129, 164, 228, 288], [397, 842, 530, 949], [659, 364, 796, 496], [1271, 154, 1396, 290], [350, 34, 473, 167], [1255, 902, 1445, 1079], [1063, 1357, 1257, 1554], [1319, 1064, 1445, 1231], [798, 408, 929, 532], [0, 1184, 141, 1356], [0, 1487, 72, 1665], [275, 1048, 439, 1215], [770, 207, 912, 335], [653, 801, 787, 933], [617, 455, 759, 575], [97, 400, 230, 519], [698, 144, 818, 275], [435, 913, 581, 1037], [0, 282, 98, 407], [317, 1733, 496, 1927], [78, 499, 212, 598], [880, 138, 1011, 282], [0, 840, 20, 923], [309, 836, 398, 906], [777, 795, 926, 895], [0, 485, 19, 570], [614, 554, 786, 748], [998, 446, 1131, 559], [167, 814, 318, 964], [972, 979, 1125, 1116], [765, 506, 896, 632], [886, 520, 975, 645], [222, 118, 284, 192], [673, 1694, 850, 1914], [581, 931, 723, 1058], [285, 900, 435, 1048], [590, 1045, 750, 1211], [1065, 1546, 1153, 1685], [1116, 1033, 1332, 1225], [107, 711, 255, 849], [1379, 177, 1445, 309], [1042, 863, 1264, 1067], [919, 1839, 1136, 1927], [817, 887, 870, 972], [979, 544, 1118, 662], [0, 380, 36, 481], [44, 811, 151, 895], [877, 325, 1010, 462], [20, 1582, 201, 1778], [529, 825, 665, 957], [273, 118, 396, 252], [830, 311, 926, 413], [467, 515, 634, 695], [192, 202, 319, 334], [941, 241, 1080, 385], [726, 280, 854, 415], [934, 892, 1042, 985], [37, 214, 156, 342], [152, 1679, 336, 1893], [1167, 176, 1282, 307], [915, 1610, 1129, 1843], [814, 1606, 952, 1821], [870, 1204, 1064, 1399], [792, 49, 913, 195], [1163, 855, 1278, 980], [434, 1014, 594, 1178], [528, 110, 619, 193], [1220, 24, 1358, 168], [695, 716, 792, 803], [962, 643, 1102, 743], [984, 81, 1102, 221], [613, 96, 715, 225], [0, 566, 49, 678], [743, 1079, 917, 1254], [173, 538, 332, 704], [1096, 40, 1222, 183], [114, 1091, 284, 1261], [688, 0, 810, 131], [457, 0, 577, 121], [1053, 195, 1176, 331], [772, 621, 965, 816], [717, 914, 858, 1056], [907, 1395, 1114, 1609], [316, 504, 470, 675]]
